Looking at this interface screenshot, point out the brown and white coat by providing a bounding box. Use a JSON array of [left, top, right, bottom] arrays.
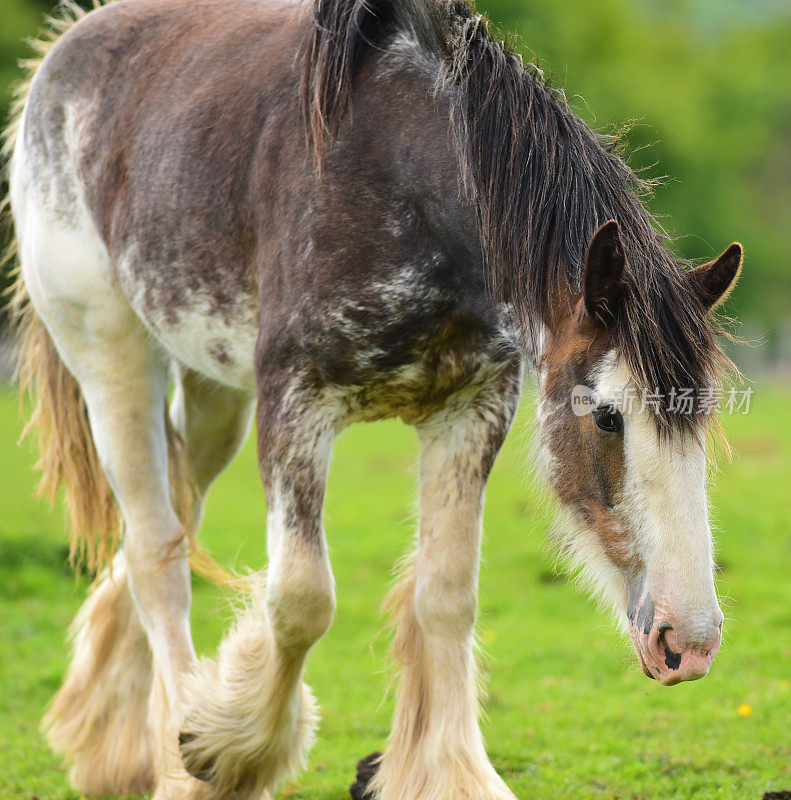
[[6, 0, 742, 797]]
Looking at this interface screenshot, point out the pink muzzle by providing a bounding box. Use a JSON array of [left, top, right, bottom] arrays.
[[629, 595, 723, 686]]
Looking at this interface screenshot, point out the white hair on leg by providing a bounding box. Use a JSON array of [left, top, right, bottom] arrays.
[[373, 373, 520, 800], [22, 269, 204, 797], [179, 574, 320, 800], [76, 380, 207, 800], [44, 371, 256, 800], [149, 664, 216, 800], [76, 361, 204, 800], [178, 400, 337, 800], [374, 568, 514, 800], [43, 554, 154, 796]]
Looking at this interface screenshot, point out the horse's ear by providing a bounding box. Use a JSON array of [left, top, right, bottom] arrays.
[[584, 220, 626, 326], [686, 243, 743, 310]]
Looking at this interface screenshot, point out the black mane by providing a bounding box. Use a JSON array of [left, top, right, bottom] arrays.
[[301, 0, 729, 433]]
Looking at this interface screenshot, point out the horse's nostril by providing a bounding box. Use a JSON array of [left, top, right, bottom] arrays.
[[657, 621, 673, 634], [663, 642, 682, 670], [653, 622, 683, 671], [656, 621, 673, 649]]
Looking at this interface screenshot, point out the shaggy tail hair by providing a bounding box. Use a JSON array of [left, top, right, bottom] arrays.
[[1, 1, 107, 572]]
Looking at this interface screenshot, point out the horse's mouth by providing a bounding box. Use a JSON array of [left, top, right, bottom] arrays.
[[635, 646, 657, 681]]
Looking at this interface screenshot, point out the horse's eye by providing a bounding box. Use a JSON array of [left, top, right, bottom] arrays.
[[592, 405, 623, 433]]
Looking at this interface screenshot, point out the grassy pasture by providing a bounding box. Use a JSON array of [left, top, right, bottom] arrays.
[[0, 381, 789, 800]]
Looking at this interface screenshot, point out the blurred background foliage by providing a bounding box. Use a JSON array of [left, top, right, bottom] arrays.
[[487, 0, 791, 348], [1, 0, 789, 359]]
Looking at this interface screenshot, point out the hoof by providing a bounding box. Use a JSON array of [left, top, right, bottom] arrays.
[[350, 752, 382, 800], [178, 730, 214, 783]]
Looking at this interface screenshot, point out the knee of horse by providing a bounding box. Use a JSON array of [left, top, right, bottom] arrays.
[[123, 519, 192, 614], [266, 572, 336, 650], [414, 573, 477, 638]]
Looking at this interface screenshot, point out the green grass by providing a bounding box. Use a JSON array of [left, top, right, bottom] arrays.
[[1, 380, 789, 800]]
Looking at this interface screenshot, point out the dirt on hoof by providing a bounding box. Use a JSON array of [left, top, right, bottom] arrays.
[[349, 752, 382, 800], [763, 793, 791, 799]]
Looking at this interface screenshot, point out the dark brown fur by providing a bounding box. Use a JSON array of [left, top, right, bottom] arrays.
[[302, 0, 733, 434], [7, 0, 738, 581]]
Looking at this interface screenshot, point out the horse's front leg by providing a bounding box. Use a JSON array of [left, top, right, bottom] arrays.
[[179, 374, 339, 800], [372, 367, 522, 800]]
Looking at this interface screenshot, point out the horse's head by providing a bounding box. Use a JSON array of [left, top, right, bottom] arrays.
[[537, 221, 742, 685]]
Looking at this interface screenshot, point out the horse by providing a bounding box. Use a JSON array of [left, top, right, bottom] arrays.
[[4, 0, 743, 797]]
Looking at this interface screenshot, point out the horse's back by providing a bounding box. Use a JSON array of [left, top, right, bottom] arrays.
[[14, 0, 512, 408], [16, 0, 309, 388]]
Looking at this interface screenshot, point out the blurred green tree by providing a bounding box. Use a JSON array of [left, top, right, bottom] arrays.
[[487, 0, 791, 325]]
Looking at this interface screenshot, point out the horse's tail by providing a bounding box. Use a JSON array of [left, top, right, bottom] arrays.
[[0, 4, 100, 569], [11, 283, 119, 569], [9, 279, 238, 586]]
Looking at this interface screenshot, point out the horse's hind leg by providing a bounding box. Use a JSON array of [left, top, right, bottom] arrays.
[[370, 366, 522, 800], [23, 273, 209, 797], [179, 374, 338, 799], [169, 366, 255, 526], [42, 369, 252, 798], [44, 553, 154, 795], [62, 339, 206, 798]]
